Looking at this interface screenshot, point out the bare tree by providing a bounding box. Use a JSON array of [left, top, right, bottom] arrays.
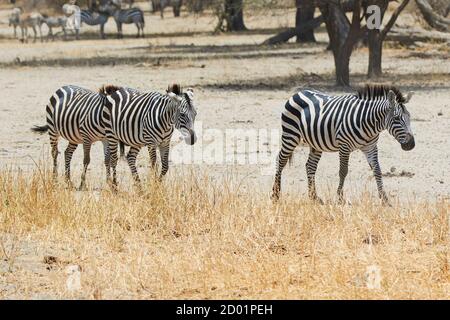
[[415, 0, 450, 31], [318, 0, 364, 87], [365, 0, 410, 79], [295, 0, 316, 42]]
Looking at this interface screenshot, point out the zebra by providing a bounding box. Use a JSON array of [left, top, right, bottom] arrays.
[[271, 84, 415, 205], [102, 84, 197, 187], [150, 0, 183, 18], [8, 9, 20, 39], [16, 11, 44, 43], [31, 85, 121, 190], [80, 9, 110, 39], [41, 15, 68, 41], [104, 1, 145, 38]]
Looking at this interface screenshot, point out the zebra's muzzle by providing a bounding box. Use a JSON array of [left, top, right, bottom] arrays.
[[401, 136, 415, 151], [183, 129, 197, 145]]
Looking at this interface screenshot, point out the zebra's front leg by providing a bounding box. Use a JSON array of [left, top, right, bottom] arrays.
[[362, 145, 390, 206], [158, 142, 170, 181], [126, 146, 142, 187], [337, 145, 351, 204], [79, 141, 92, 191], [64, 143, 78, 188], [306, 148, 323, 204]]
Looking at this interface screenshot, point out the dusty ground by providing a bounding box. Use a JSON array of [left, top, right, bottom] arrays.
[[0, 4, 449, 299]]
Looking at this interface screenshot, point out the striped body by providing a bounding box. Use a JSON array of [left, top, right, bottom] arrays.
[[272, 86, 415, 205], [282, 90, 385, 153], [110, 7, 145, 38], [103, 85, 196, 186], [48, 86, 107, 144], [80, 10, 109, 38], [32, 85, 113, 189]]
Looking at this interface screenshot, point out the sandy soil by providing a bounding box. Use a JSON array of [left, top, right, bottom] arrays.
[[0, 5, 449, 299]]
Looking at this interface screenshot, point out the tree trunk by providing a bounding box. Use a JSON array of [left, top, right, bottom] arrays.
[[295, 0, 316, 42], [225, 0, 247, 31], [367, 30, 382, 78], [319, 2, 354, 87]]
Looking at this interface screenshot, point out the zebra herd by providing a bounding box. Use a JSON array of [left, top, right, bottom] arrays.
[[8, 0, 182, 42], [32, 84, 415, 205]]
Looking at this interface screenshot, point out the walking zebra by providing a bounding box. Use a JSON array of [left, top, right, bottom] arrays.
[[31, 85, 121, 189], [102, 84, 197, 186], [272, 84, 415, 205], [42, 15, 68, 41], [105, 1, 145, 38], [80, 9, 110, 39]]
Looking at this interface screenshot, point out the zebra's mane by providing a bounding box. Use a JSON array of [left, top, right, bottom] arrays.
[[356, 84, 406, 103], [98, 85, 121, 96]]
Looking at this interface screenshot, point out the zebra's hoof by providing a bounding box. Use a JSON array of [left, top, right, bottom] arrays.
[[314, 197, 324, 205]]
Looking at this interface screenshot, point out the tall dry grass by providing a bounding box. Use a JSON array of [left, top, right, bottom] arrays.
[[0, 169, 448, 299]]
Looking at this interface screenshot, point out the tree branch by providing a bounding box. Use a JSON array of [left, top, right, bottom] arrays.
[[381, 0, 410, 40]]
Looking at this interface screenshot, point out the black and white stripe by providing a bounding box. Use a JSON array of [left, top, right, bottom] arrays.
[[107, 3, 145, 38], [80, 9, 110, 39], [102, 84, 197, 186], [31, 85, 118, 189], [272, 84, 415, 205]]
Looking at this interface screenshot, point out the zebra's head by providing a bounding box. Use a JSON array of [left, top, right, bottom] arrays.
[[385, 90, 415, 151], [167, 85, 197, 146]]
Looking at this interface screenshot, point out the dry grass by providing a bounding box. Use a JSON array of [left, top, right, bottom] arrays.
[[0, 168, 448, 300]]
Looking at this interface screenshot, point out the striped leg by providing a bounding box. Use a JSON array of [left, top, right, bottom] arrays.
[[306, 148, 323, 203], [362, 145, 390, 206], [79, 141, 92, 190], [64, 143, 78, 186], [158, 142, 170, 180], [148, 145, 157, 168], [271, 133, 298, 201], [50, 135, 59, 179], [108, 141, 119, 187], [102, 141, 111, 183], [126, 146, 142, 184], [337, 145, 351, 204]]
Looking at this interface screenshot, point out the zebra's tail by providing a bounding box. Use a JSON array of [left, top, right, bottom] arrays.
[[31, 124, 49, 133], [119, 141, 125, 159]]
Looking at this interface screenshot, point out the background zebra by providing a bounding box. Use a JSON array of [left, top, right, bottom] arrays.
[[272, 84, 415, 205], [41, 15, 68, 41], [106, 0, 145, 38], [80, 9, 110, 39], [31, 85, 121, 190], [150, 0, 183, 18], [102, 84, 197, 187]]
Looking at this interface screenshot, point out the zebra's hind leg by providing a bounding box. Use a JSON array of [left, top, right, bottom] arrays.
[[306, 148, 323, 204], [64, 143, 78, 188], [271, 133, 298, 201], [362, 145, 390, 206], [158, 142, 170, 181], [337, 145, 351, 204], [79, 141, 92, 191], [50, 135, 59, 180], [126, 146, 142, 187], [148, 145, 158, 178], [108, 141, 119, 188], [102, 141, 111, 184]]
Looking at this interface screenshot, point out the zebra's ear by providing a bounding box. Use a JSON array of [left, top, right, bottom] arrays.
[[404, 91, 414, 103], [387, 90, 397, 107], [168, 92, 182, 103]]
